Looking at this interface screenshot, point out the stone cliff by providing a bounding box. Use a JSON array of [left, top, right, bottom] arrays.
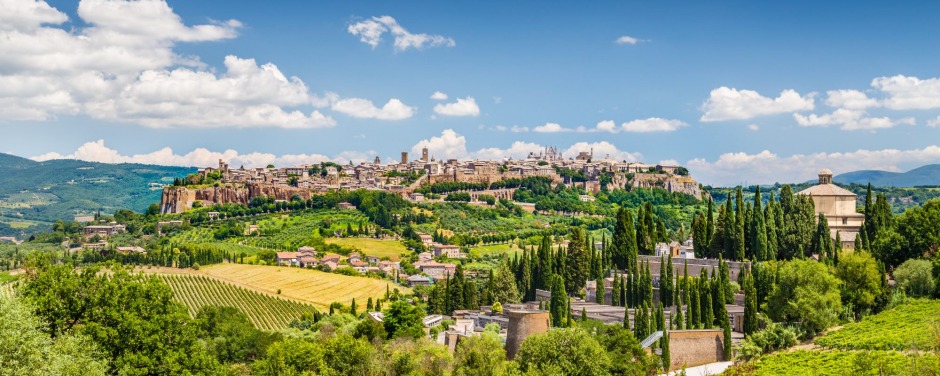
[[160, 183, 314, 214]]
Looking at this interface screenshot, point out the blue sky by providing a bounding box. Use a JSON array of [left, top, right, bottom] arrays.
[[3, 0, 940, 185]]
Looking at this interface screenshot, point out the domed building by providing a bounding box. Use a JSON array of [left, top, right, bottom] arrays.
[[797, 169, 865, 249]]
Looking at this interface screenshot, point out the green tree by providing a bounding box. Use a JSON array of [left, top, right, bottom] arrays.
[[751, 186, 769, 261], [0, 295, 108, 376], [767, 259, 843, 338], [515, 329, 611, 376], [565, 227, 590, 295], [491, 263, 521, 304], [383, 300, 426, 339], [893, 258, 936, 298], [811, 214, 833, 262], [742, 269, 759, 336], [454, 334, 513, 376], [194, 305, 280, 364], [548, 275, 569, 327], [834, 250, 883, 317], [20, 264, 220, 375]]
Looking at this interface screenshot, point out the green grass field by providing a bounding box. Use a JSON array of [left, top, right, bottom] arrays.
[[197, 263, 407, 309], [468, 243, 523, 258], [157, 274, 319, 330], [816, 299, 940, 351], [324, 237, 407, 261]]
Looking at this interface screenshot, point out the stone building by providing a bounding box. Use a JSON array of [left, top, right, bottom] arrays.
[[797, 169, 865, 249]]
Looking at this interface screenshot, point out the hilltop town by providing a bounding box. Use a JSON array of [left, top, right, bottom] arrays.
[[160, 146, 704, 214]]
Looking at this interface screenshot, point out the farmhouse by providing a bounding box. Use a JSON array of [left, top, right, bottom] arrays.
[[84, 224, 125, 238], [276, 252, 300, 266], [433, 244, 466, 259], [337, 202, 357, 210]]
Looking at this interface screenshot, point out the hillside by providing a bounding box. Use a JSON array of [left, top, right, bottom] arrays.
[[0, 153, 194, 236], [834, 164, 940, 187]]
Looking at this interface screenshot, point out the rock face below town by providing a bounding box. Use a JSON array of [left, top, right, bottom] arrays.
[[160, 184, 313, 214]]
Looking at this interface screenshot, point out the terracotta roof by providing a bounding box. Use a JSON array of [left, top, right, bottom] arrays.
[[797, 183, 855, 197]]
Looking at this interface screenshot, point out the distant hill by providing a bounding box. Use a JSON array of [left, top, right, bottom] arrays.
[[0, 153, 194, 236], [834, 164, 940, 187]]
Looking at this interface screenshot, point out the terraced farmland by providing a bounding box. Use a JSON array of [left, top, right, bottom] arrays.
[[199, 263, 407, 309], [158, 274, 319, 330]]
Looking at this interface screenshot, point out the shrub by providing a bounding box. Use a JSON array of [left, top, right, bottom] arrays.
[[894, 259, 935, 298]]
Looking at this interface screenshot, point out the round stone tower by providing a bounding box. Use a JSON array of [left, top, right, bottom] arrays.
[[505, 310, 550, 359]]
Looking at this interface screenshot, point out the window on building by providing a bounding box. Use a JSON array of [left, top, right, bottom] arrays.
[[842, 218, 848, 225]]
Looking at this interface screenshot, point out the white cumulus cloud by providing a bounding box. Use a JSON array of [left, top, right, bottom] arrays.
[[433, 96, 480, 117], [871, 75, 940, 110], [700, 87, 815, 122], [793, 109, 914, 131], [687, 146, 940, 186], [533, 123, 571, 133], [348, 15, 455, 52], [30, 139, 376, 167], [615, 35, 640, 45], [331, 97, 415, 120], [430, 91, 448, 100], [0, 0, 365, 129]]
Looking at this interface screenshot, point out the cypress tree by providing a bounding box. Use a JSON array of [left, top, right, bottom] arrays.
[[566, 299, 573, 328], [581, 307, 588, 322], [624, 210, 639, 273], [706, 198, 715, 249], [864, 182, 874, 238], [624, 274, 631, 308], [645, 262, 654, 307], [636, 205, 649, 255], [689, 278, 700, 329], [656, 303, 665, 331], [751, 186, 768, 261], [764, 193, 779, 260], [743, 268, 758, 335], [674, 303, 684, 330], [812, 213, 833, 262], [734, 187, 746, 261], [623, 305, 631, 330], [565, 227, 589, 295], [722, 313, 732, 360], [645, 202, 655, 250], [596, 277, 606, 304], [548, 275, 568, 327], [367, 297, 374, 312], [521, 251, 533, 301], [700, 271, 714, 328], [350, 298, 357, 316], [709, 204, 727, 259], [692, 214, 706, 258], [662, 330, 671, 372], [611, 207, 631, 270], [611, 273, 621, 306], [724, 199, 735, 259]]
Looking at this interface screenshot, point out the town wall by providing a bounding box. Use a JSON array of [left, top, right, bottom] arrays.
[[667, 329, 726, 371]]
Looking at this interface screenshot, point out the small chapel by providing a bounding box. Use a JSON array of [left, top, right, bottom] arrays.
[[797, 169, 865, 249]]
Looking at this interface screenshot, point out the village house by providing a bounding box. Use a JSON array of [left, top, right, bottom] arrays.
[[417, 232, 434, 247], [337, 202, 357, 210], [276, 252, 300, 266], [406, 275, 432, 287], [115, 246, 146, 255], [433, 244, 466, 259], [84, 224, 125, 238]]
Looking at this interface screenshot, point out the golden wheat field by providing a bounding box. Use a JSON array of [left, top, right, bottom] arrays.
[[198, 263, 408, 309]]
